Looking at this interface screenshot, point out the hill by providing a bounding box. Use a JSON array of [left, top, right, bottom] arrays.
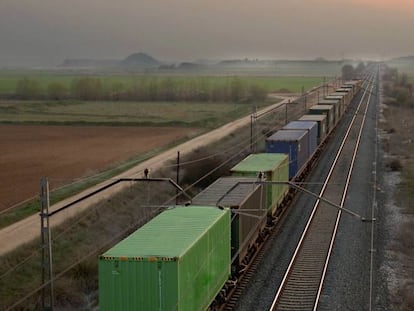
[[60, 52, 161, 69], [120, 52, 160, 67]]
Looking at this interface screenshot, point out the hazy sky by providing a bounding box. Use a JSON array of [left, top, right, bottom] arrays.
[[0, 0, 413, 66]]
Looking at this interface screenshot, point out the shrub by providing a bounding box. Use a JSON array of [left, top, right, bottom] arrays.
[[15, 77, 42, 99], [180, 148, 229, 189], [47, 82, 67, 100], [71, 78, 103, 100], [388, 159, 403, 171]]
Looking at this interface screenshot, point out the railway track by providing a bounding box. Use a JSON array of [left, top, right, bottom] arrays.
[[224, 241, 267, 310], [269, 69, 377, 311]]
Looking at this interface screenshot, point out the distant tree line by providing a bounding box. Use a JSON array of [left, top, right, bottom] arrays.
[[13, 76, 267, 103], [341, 62, 368, 80], [382, 66, 414, 107]]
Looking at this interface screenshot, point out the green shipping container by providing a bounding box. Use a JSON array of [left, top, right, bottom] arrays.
[[230, 153, 289, 214], [99, 206, 231, 311]]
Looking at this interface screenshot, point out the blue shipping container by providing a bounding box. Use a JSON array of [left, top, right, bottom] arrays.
[[266, 129, 309, 179], [282, 121, 318, 157]]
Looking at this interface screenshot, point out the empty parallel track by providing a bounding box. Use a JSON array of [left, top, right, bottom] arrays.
[[269, 69, 377, 311]]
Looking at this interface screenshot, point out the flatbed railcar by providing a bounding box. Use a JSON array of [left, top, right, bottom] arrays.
[[309, 104, 336, 130], [98, 80, 362, 311], [192, 176, 267, 268], [99, 206, 231, 311], [319, 98, 343, 118], [230, 153, 289, 215], [298, 114, 327, 144]]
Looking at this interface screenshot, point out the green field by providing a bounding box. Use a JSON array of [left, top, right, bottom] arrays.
[[0, 73, 327, 128], [0, 100, 272, 128], [0, 64, 342, 309]]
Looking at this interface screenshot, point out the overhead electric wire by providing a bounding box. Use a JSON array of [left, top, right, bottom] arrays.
[[4, 213, 150, 311], [3, 80, 336, 309], [0, 248, 42, 280]]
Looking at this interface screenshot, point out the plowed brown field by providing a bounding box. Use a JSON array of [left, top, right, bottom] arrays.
[[0, 124, 197, 210]]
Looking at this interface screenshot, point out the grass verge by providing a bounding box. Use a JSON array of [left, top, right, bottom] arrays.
[[381, 99, 414, 311], [0, 93, 296, 310]]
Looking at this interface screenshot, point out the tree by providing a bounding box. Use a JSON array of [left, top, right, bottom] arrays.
[[341, 64, 354, 80], [15, 77, 42, 99], [147, 78, 158, 101], [159, 78, 176, 101], [110, 82, 125, 100], [71, 78, 103, 100], [47, 82, 67, 100], [230, 77, 244, 102], [382, 67, 398, 81], [398, 73, 409, 87], [248, 84, 267, 102], [355, 62, 366, 76], [393, 86, 410, 104]]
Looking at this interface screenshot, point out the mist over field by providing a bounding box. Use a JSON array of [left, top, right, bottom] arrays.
[[0, 0, 413, 66]]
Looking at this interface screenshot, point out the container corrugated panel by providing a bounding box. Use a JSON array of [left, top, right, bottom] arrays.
[[333, 90, 351, 106], [325, 94, 346, 115], [282, 121, 318, 157], [99, 206, 230, 311], [192, 176, 267, 264], [265, 130, 309, 179], [298, 114, 327, 143], [336, 88, 351, 94], [344, 80, 360, 87], [341, 84, 354, 98], [309, 104, 335, 132], [230, 153, 289, 213], [324, 96, 342, 117], [319, 98, 342, 121], [346, 81, 361, 96], [344, 81, 361, 96]]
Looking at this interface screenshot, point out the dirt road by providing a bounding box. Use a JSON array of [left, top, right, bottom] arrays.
[[0, 98, 294, 256]]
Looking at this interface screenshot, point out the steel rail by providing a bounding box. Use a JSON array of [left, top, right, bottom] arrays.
[[313, 67, 377, 310], [269, 71, 376, 310], [369, 64, 380, 311]]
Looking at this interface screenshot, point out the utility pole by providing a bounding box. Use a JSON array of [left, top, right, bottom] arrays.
[[304, 95, 307, 113], [285, 102, 288, 125], [176, 151, 180, 204], [250, 103, 257, 153], [40, 177, 54, 311]]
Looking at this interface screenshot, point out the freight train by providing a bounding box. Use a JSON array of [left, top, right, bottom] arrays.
[[98, 80, 362, 311]]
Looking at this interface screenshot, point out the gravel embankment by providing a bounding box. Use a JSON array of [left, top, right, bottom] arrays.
[[318, 76, 388, 310], [236, 78, 389, 310], [235, 90, 367, 310]]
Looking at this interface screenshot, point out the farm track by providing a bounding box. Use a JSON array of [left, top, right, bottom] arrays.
[[0, 98, 295, 256], [269, 70, 377, 310]]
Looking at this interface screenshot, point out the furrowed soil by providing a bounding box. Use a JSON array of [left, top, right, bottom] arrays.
[[0, 124, 198, 210]]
